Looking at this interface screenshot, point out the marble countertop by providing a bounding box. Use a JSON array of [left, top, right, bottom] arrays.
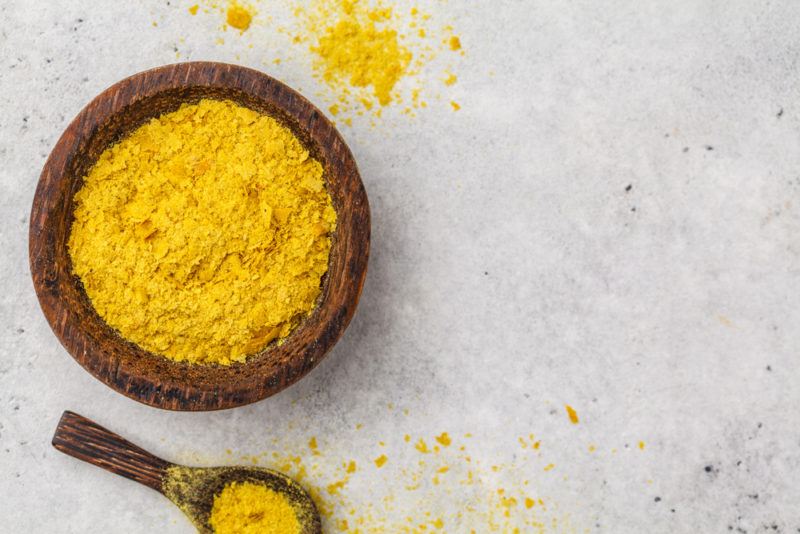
[[1, 1, 799, 532]]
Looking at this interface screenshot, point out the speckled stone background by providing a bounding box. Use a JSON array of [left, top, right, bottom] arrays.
[[2, 1, 799, 532]]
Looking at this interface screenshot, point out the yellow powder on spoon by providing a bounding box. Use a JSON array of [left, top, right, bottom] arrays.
[[68, 99, 336, 365], [209, 481, 301, 534]]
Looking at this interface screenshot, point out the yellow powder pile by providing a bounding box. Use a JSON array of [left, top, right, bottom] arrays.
[[308, 0, 412, 108], [68, 99, 336, 365], [227, 2, 253, 31], [209, 481, 301, 534]]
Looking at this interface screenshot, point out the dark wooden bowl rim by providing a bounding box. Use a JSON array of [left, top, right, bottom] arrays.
[[29, 62, 370, 411]]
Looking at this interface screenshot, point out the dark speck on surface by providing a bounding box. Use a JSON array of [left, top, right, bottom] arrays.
[[625, 184, 633, 192], [683, 147, 689, 152], [705, 145, 714, 151], [777, 107, 784, 118], [654, 496, 661, 502], [483, 271, 488, 276], [631, 206, 636, 212], [766, 365, 772, 371]]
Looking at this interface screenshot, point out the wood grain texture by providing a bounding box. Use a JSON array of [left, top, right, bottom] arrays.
[[52, 411, 171, 492], [29, 62, 370, 410]]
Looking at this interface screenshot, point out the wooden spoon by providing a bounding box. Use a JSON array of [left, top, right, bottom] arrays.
[[52, 411, 321, 533]]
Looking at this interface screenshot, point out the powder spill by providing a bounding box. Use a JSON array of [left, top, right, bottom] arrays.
[[306, 0, 411, 108], [209, 481, 300, 534], [186, 0, 464, 121], [69, 99, 336, 365]]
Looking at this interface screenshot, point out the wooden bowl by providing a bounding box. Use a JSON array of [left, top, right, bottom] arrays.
[[29, 62, 370, 411]]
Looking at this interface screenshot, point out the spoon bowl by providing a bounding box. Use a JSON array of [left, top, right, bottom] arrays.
[[52, 411, 321, 533]]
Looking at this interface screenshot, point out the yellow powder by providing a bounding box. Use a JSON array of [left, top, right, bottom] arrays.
[[309, 0, 412, 107], [209, 481, 300, 534], [188, 4, 199, 15], [450, 100, 461, 111], [68, 99, 336, 365], [565, 405, 579, 424], [449, 35, 461, 50], [374, 454, 388, 468], [227, 2, 253, 31], [444, 72, 457, 86]]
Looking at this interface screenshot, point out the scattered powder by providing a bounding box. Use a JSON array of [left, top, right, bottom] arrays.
[[638, 441, 645, 450], [450, 100, 461, 111], [188, 4, 199, 15], [209, 481, 300, 534], [434, 432, 451, 447], [68, 99, 336, 365], [187, 0, 464, 121], [565, 405, 579, 425], [196, 427, 592, 534]]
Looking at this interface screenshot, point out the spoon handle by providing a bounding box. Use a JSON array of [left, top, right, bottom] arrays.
[[52, 410, 171, 493]]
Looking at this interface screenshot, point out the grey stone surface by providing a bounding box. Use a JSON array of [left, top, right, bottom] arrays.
[[1, 0, 799, 532]]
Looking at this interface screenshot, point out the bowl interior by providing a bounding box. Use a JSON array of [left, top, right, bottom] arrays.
[[30, 63, 369, 410]]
